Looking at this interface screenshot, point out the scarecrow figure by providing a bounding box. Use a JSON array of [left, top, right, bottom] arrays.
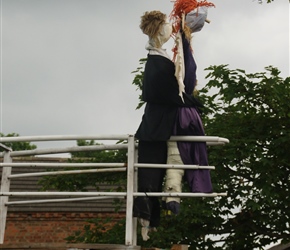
[[133, 10, 203, 240], [163, 0, 215, 215]]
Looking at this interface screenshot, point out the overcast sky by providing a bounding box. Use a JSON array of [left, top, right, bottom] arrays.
[[0, 0, 289, 149]]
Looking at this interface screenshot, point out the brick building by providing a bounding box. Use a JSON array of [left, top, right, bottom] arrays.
[[0, 156, 126, 247]]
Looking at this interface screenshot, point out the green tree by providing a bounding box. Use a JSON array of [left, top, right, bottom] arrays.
[[131, 58, 146, 110], [67, 65, 290, 249], [39, 139, 128, 243], [40, 139, 127, 192], [0, 133, 37, 151], [198, 65, 290, 249]]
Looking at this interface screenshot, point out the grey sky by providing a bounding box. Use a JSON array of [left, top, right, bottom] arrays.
[[0, 0, 289, 149]]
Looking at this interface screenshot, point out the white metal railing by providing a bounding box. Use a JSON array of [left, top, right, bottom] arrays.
[[0, 134, 229, 246]]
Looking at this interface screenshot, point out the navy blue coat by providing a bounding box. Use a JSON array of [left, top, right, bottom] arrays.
[[135, 54, 201, 141]]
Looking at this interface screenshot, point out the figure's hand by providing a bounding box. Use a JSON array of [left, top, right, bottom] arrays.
[[185, 6, 208, 33]]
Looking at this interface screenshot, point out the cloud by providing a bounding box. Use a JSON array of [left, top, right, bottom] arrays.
[[0, 0, 289, 149]]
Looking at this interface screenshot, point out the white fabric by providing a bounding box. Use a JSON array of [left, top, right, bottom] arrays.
[[145, 19, 172, 60], [158, 20, 172, 45], [139, 218, 150, 241], [174, 31, 185, 102], [138, 218, 157, 241], [185, 6, 208, 33], [146, 42, 171, 59], [164, 141, 184, 204]]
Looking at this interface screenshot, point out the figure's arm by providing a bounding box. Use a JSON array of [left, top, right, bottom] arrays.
[[142, 57, 203, 108]]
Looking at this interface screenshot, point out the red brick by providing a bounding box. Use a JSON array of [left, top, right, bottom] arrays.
[[4, 212, 125, 244]]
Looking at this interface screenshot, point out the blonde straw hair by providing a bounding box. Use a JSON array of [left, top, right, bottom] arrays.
[[140, 10, 167, 38]]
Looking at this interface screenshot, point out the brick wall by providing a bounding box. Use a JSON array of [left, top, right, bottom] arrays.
[[4, 212, 125, 244], [1, 157, 127, 246]]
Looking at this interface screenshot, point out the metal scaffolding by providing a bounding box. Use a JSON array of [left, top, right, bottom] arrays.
[[0, 134, 229, 246]]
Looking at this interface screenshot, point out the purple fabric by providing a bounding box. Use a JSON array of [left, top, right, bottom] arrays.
[[173, 32, 213, 193], [183, 39, 197, 95]]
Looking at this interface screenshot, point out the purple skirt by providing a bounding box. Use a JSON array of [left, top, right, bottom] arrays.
[[175, 107, 213, 193]]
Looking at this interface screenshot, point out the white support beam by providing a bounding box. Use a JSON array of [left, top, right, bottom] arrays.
[[6, 196, 121, 205], [0, 191, 127, 197], [0, 143, 12, 152], [133, 192, 227, 197], [0, 134, 129, 143], [0, 144, 127, 158], [125, 135, 135, 246], [8, 167, 126, 179], [169, 136, 230, 144], [0, 151, 12, 244], [0, 162, 126, 168], [0, 191, 227, 198], [132, 145, 138, 246], [135, 163, 215, 170]]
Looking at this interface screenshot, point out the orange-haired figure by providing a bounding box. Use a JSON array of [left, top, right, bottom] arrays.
[[163, 0, 215, 215], [134, 10, 202, 241]]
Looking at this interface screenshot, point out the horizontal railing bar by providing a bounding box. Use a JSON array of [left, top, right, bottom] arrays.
[[170, 136, 229, 144], [0, 144, 128, 157], [0, 191, 227, 197], [0, 243, 140, 249], [0, 144, 224, 158], [0, 134, 130, 143], [1, 162, 214, 170], [135, 163, 215, 170], [0, 135, 229, 158], [135, 192, 227, 197], [0, 135, 229, 143], [0, 192, 127, 197], [8, 167, 127, 179], [0, 163, 126, 168], [134, 142, 224, 147], [5, 196, 122, 205], [0, 143, 12, 151]]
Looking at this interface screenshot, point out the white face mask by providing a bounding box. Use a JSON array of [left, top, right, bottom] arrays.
[[147, 18, 173, 49], [185, 6, 208, 33], [153, 19, 172, 47], [160, 21, 173, 43]]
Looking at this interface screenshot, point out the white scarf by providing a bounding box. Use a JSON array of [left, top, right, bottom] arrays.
[[145, 40, 171, 60]]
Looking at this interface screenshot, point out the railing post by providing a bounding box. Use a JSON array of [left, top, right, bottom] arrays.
[[0, 149, 12, 244], [125, 135, 136, 246], [132, 141, 138, 246]]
